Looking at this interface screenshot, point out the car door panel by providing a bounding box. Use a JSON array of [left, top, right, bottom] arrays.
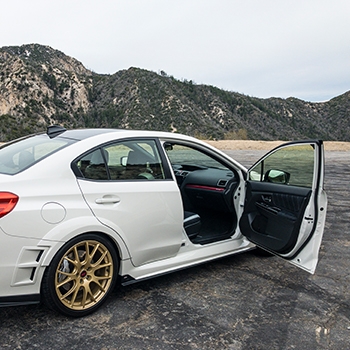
[[240, 181, 311, 253], [78, 179, 184, 267], [239, 140, 327, 273]]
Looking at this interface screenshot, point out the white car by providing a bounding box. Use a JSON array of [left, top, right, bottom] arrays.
[[0, 126, 327, 317]]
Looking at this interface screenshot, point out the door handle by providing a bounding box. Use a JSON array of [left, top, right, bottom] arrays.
[[261, 195, 272, 203], [95, 197, 120, 204]]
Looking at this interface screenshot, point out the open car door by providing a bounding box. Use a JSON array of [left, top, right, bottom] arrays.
[[239, 140, 327, 274]]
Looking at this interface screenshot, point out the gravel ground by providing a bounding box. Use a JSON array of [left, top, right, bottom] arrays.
[[0, 149, 349, 350]]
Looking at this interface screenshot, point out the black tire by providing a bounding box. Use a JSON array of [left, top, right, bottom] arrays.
[[41, 233, 118, 317]]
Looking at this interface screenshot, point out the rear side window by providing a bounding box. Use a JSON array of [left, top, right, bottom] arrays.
[[0, 134, 75, 175], [75, 139, 167, 181]]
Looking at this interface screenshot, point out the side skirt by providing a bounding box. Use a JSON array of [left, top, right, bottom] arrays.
[[0, 294, 40, 307], [119, 242, 255, 286]]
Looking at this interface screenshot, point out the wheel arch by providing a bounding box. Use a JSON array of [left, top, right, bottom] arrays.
[[39, 217, 130, 267]]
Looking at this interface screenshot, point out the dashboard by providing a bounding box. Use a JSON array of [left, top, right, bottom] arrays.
[[172, 164, 239, 213]]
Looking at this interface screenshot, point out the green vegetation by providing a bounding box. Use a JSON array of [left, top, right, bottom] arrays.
[[0, 44, 349, 142]]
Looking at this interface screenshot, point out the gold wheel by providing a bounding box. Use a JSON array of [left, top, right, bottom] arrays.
[[54, 239, 114, 311]]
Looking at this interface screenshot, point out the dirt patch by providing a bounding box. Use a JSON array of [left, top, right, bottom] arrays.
[[205, 140, 350, 151]]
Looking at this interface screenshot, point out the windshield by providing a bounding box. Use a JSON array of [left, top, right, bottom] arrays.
[[0, 134, 76, 175]]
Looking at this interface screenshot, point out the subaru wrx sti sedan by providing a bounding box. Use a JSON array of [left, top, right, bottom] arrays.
[[0, 126, 327, 317]]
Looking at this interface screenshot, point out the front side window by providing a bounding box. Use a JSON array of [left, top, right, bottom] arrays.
[[165, 143, 229, 170], [76, 139, 166, 181], [0, 134, 75, 175], [249, 144, 315, 188]]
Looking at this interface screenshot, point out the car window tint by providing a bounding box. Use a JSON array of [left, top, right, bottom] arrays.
[[0, 134, 75, 175], [78, 149, 109, 180], [76, 139, 166, 181], [105, 140, 165, 180], [165, 144, 229, 170], [249, 144, 315, 188]]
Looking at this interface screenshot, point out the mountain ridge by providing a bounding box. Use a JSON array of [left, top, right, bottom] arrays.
[[0, 43, 349, 142]]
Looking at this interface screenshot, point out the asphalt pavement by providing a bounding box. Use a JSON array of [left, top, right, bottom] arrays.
[[0, 149, 349, 350]]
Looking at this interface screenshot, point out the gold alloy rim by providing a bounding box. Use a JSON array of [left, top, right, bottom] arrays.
[[55, 240, 114, 310]]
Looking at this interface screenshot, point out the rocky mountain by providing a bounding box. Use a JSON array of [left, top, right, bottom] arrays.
[[0, 43, 349, 142]]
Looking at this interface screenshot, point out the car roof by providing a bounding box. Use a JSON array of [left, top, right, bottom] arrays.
[[54, 128, 197, 143], [55, 128, 127, 141]]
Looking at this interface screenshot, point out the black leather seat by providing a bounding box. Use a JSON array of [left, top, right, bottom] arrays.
[[183, 211, 201, 239], [121, 150, 154, 180], [84, 149, 109, 180]]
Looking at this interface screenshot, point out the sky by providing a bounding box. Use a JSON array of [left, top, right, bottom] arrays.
[[1, 0, 350, 102]]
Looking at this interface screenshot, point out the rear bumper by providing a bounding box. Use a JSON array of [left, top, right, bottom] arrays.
[[0, 294, 40, 307]]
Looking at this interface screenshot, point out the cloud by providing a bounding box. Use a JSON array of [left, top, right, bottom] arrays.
[[1, 0, 350, 101]]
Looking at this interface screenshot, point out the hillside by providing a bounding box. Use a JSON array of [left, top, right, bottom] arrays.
[[0, 43, 349, 142]]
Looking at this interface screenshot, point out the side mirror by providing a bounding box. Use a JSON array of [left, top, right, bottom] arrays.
[[264, 169, 290, 184], [164, 142, 173, 151]]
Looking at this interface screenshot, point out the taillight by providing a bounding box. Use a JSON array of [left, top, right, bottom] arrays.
[[0, 192, 19, 218]]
